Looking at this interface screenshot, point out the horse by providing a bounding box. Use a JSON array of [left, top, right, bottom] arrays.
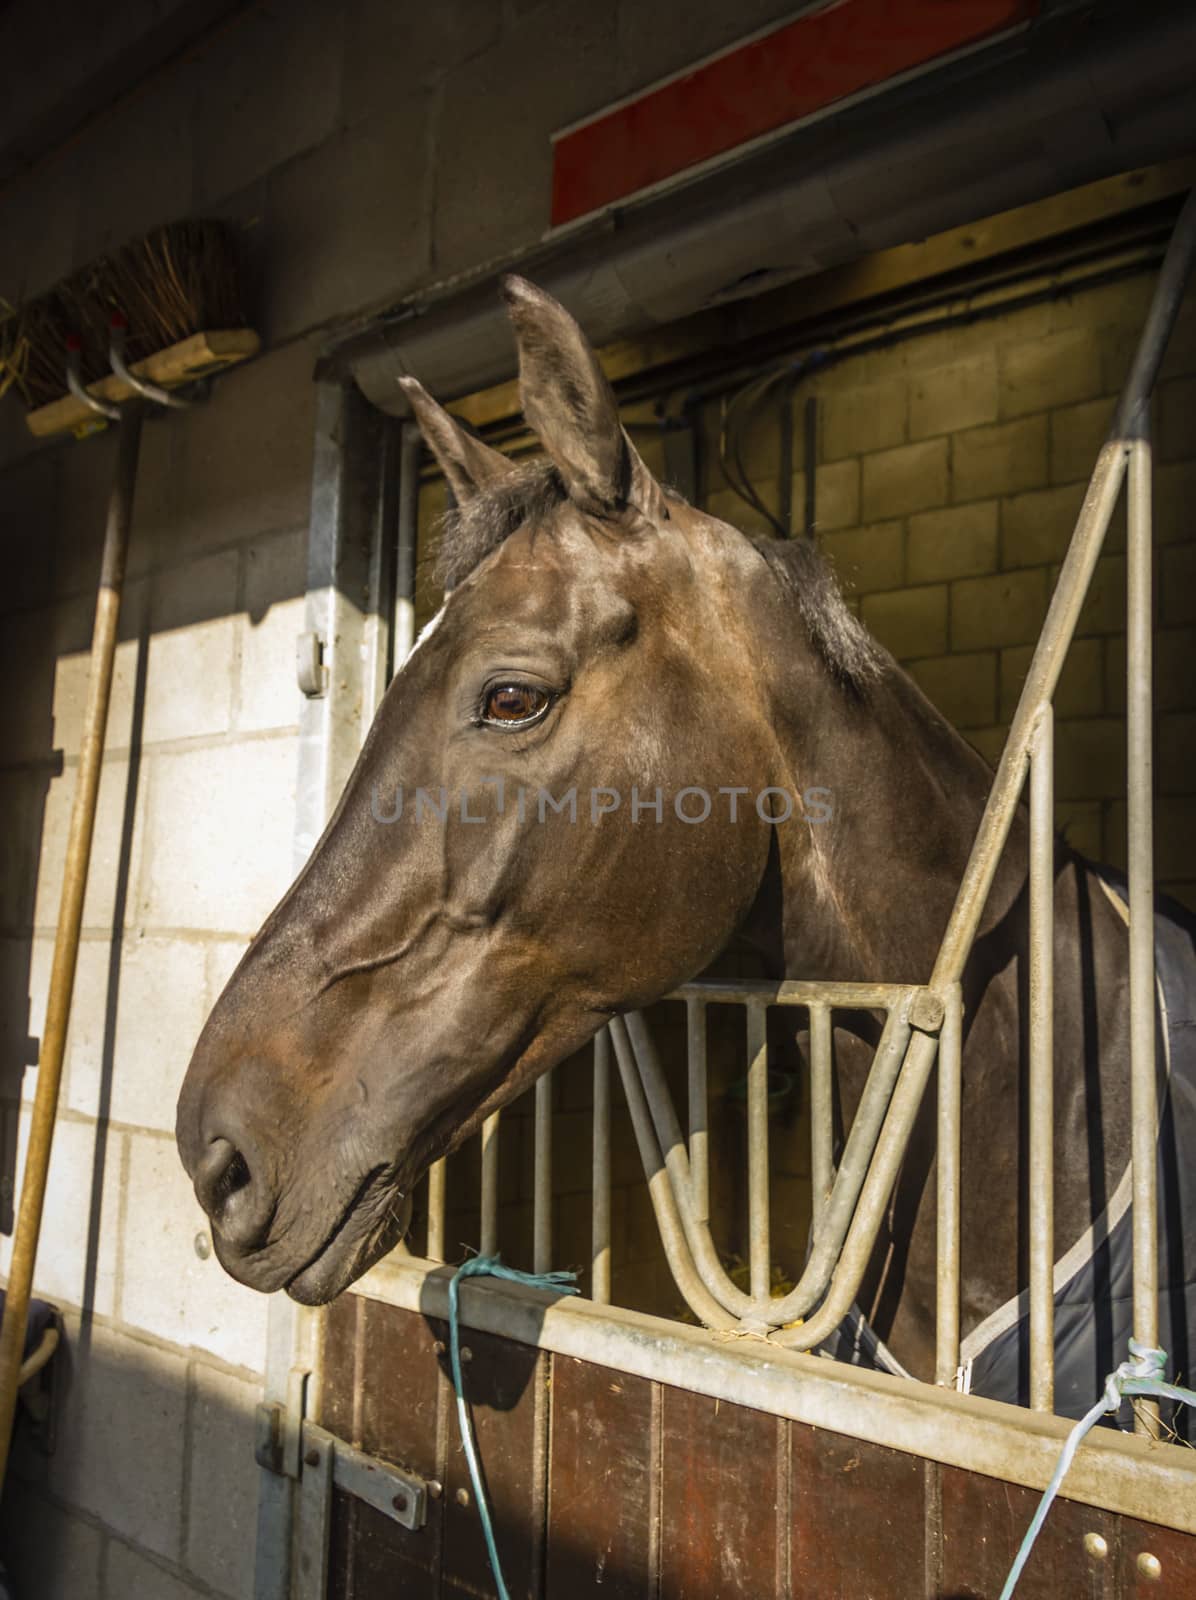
[[176, 276, 1194, 1418]]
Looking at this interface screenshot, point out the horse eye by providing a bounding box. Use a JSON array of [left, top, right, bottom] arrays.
[[482, 683, 550, 726]]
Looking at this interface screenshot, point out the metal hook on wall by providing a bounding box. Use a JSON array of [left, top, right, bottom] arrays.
[[107, 314, 193, 409], [65, 335, 120, 422], [63, 315, 197, 426]]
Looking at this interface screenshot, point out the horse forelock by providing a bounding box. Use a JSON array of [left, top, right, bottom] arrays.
[[435, 460, 566, 590]]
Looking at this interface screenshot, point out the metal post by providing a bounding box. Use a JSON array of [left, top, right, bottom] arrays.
[[426, 1159, 446, 1262], [774, 1029, 941, 1351], [394, 422, 420, 668], [623, 1012, 754, 1318], [258, 377, 392, 1600], [592, 1029, 612, 1304], [607, 1019, 738, 1329], [1028, 708, 1056, 1412], [809, 1002, 833, 1231], [930, 188, 1196, 999], [533, 1072, 553, 1273], [765, 1004, 912, 1327], [935, 984, 963, 1388], [746, 1002, 771, 1306], [687, 998, 709, 1225], [1128, 420, 1159, 1438], [480, 1113, 500, 1258]]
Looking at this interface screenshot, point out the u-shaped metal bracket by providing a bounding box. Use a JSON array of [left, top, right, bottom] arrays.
[[65, 337, 120, 422], [107, 316, 192, 409], [64, 318, 198, 423]]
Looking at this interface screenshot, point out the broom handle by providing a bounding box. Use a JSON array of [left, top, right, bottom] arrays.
[[0, 401, 143, 1491]]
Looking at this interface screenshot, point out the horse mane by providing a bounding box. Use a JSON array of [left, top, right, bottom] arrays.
[[436, 462, 884, 693], [752, 535, 885, 692]]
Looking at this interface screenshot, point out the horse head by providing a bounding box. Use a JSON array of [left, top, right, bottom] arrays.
[[176, 279, 870, 1302]]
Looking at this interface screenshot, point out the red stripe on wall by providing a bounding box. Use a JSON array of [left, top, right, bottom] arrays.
[[550, 0, 1038, 227]]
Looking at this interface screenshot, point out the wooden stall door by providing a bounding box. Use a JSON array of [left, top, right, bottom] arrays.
[[316, 1294, 1193, 1599]]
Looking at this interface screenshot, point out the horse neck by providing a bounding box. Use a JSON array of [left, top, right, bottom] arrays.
[[756, 650, 1003, 986]]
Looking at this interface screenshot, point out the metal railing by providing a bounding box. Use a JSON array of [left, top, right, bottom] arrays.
[[407, 189, 1196, 1430]]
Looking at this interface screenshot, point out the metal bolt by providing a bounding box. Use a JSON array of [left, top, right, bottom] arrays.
[[432, 1340, 446, 1356], [193, 1231, 212, 1260], [1137, 1551, 1162, 1581], [304, 1448, 320, 1469], [1082, 1532, 1108, 1560], [427, 1479, 443, 1500], [455, 1487, 470, 1507], [460, 1346, 473, 1364], [392, 1492, 408, 1513]]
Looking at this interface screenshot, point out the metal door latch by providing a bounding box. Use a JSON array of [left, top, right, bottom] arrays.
[[293, 1420, 429, 1597], [301, 1422, 427, 1532]]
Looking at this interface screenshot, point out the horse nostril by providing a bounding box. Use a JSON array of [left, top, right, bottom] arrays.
[[195, 1137, 253, 1222]]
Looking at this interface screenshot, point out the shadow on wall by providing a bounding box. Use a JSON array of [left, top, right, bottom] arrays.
[[0, 370, 321, 1281], [0, 1309, 261, 1598]]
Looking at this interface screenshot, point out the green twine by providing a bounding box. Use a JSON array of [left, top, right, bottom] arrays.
[[999, 1340, 1196, 1600], [447, 1254, 578, 1600]]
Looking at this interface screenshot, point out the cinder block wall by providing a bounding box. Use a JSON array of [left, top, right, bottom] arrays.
[[0, 338, 315, 1595], [0, 2, 813, 1591]]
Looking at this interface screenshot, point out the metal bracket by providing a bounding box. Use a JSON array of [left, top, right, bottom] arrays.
[[302, 1422, 426, 1531], [108, 317, 193, 409], [296, 632, 327, 698], [254, 1400, 285, 1475], [294, 1421, 427, 1600], [908, 988, 946, 1034], [65, 341, 120, 422]]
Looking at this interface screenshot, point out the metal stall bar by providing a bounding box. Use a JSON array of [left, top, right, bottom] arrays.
[[480, 1113, 500, 1257], [394, 422, 420, 667], [608, 1017, 739, 1330], [1127, 420, 1159, 1438], [592, 1029, 612, 1304], [622, 1012, 755, 1319], [747, 1002, 916, 1327], [534, 1072, 554, 1273], [935, 984, 964, 1387], [930, 189, 1196, 1002], [426, 1160, 447, 1263], [687, 998, 710, 1224], [622, 985, 923, 1327], [809, 1001, 834, 1232], [651, 991, 914, 1323], [773, 1027, 942, 1351], [1028, 708, 1056, 1411], [746, 1001, 771, 1305]]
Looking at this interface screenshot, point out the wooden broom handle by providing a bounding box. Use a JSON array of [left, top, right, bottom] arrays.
[[0, 402, 143, 1490]]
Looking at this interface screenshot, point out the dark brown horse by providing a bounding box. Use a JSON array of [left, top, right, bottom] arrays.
[[177, 278, 1173, 1392]]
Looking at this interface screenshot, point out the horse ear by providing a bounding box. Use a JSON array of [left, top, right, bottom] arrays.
[[502, 276, 663, 520], [398, 376, 515, 504]]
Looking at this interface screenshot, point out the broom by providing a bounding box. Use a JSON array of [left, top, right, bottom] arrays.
[[0, 220, 257, 1493]]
